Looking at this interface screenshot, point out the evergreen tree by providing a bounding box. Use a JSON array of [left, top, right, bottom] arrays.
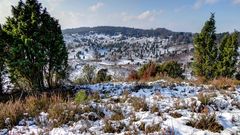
[[217, 32, 238, 77], [2, 0, 68, 91], [41, 9, 68, 88], [0, 25, 4, 93], [193, 13, 217, 79]]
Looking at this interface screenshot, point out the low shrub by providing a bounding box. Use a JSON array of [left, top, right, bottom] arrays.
[[95, 69, 111, 83], [159, 61, 184, 79], [129, 97, 148, 111], [75, 90, 88, 103], [135, 61, 184, 81], [186, 114, 223, 133]]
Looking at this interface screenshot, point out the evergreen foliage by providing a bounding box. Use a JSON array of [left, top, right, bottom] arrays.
[[96, 69, 111, 83], [2, 0, 68, 91], [193, 13, 217, 79], [193, 13, 239, 79], [217, 32, 238, 77], [159, 61, 184, 79], [0, 25, 5, 93]]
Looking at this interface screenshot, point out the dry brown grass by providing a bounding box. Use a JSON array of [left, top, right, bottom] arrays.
[[103, 120, 116, 133], [128, 97, 148, 111], [0, 93, 80, 129], [186, 114, 223, 133], [110, 111, 125, 121], [197, 93, 212, 106], [150, 104, 159, 113], [127, 70, 140, 81], [145, 123, 161, 134], [210, 77, 239, 90], [48, 102, 82, 127], [169, 112, 182, 118], [0, 100, 25, 128]]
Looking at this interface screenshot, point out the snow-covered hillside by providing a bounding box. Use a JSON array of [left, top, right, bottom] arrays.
[[64, 28, 194, 81]]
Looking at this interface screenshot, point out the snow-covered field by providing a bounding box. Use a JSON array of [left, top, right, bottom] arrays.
[[2, 80, 240, 135]]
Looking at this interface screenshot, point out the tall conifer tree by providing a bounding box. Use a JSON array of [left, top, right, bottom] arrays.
[[193, 13, 217, 79], [217, 32, 238, 77], [2, 0, 68, 91]]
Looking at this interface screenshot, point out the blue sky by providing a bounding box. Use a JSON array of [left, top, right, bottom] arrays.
[[0, 0, 240, 32]]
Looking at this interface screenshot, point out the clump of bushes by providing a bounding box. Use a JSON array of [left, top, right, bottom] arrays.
[[74, 67, 112, 84], [128, 61, 184, 81], [186, 114, 223, 133], [95, 69, 111, 83]]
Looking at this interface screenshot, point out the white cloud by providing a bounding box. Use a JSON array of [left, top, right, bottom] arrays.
[[232, 0, 240, 4], [89, 2, 104, 12], [193, 0, 218, 9], [137, 10, 153, 20], [121, 10, 162, 23]]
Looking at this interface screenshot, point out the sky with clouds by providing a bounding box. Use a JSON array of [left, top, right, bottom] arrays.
[[0, 0, 240, 32]]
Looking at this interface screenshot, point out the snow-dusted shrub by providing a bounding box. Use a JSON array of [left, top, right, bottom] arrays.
[[186, 114, 223, 133], [145, 123, 161, 134], [128, 97, 148, 111]]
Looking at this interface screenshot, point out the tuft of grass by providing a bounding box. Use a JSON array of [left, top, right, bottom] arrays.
[[169, 112, 182, 118], [111, 111, 125, 121], [128, 97, 148, 111], [186, 114, 223, 133], [197, 93, 212, 106], [145, 123, 161, 134], [103, 121, 116, 133], [150, 104, 159, 113]]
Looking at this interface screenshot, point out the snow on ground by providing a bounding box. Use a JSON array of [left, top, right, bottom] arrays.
[[1, 80, 240, 135]]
